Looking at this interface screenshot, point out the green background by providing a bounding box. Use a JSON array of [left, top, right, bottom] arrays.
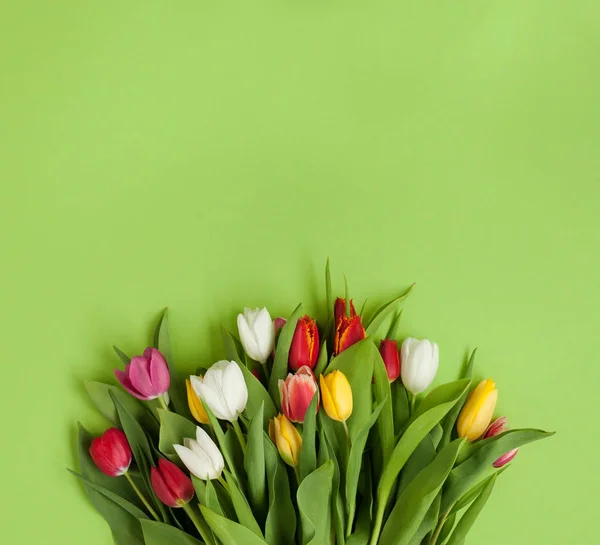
[[1, 1, 598, 543]]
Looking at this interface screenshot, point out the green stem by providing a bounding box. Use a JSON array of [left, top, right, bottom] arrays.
[[232, 418, 247, 455], [183, 503, 214, 545], [342, 420, 352, 448], [410, 393, 417, 415], [369, 505, 384, 545], [430, 506, 453, 545], [124, 472, 160, 521], [217, 474, 229, 493], [158, 394, 170, 412]]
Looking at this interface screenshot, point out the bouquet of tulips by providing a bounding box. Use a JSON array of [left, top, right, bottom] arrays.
[[72, 264, 553, 545]]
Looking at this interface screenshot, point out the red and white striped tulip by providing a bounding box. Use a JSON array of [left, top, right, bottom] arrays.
[[279, 366, 319, 423], [483, 416, 519, 468]]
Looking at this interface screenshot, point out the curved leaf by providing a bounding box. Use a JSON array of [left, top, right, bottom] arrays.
[[141, 519, 203, 545], [245, 403, 267, 523], [299, 393, 319, 482], [373, 352, 394, 467], [157, 409, 196, 461], [201, 506, 269, 545], [224, 469, 263, 538], [297, 462, 334, 545], [364, 284, 415, 336]]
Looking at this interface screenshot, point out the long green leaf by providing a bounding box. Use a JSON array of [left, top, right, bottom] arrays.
[[365, 284, 415, 336], [245, 403, 267, 523], [113, 345, 131, 365], [298, 393, 319, 482], [326, 258, 333, 320], [397, 435, 436, 496], [369, 379, 470, 545], [407, 494, 440, 545], [223, 469, 263, 538], [373, 350, 395, 467], [264, 433, 297, 545], [157, 409, 196, 462], [346, 400, 386, 536], [232, 358, 277, 427], [201, 506, 269, 545], [141, 519, 204, 545], [202, 403, 242, 485], [445, 473, 498, 545], [268, 303, 303, 403], [379, 439, 465, 545], [448, 466, 508, 517], [297, 462, 335, 545], [313, 340, 329, 378], [392, 381, 410, 436], [441, 428, 554, 512]]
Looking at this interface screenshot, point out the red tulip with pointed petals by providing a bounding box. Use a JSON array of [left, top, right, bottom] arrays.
[[334, 314, 365, 355], [289, 315, 320, 371], [379, 339, 400, 382], [334, 297, 356, 326]]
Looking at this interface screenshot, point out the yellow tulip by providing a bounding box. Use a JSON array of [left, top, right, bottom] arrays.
[[457, 379, 498, 441], [320, 370, 353, 422], [269, 414, 302, 467], [186, 379, 209, 425]]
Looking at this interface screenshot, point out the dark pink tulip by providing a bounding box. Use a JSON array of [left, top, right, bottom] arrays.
[[89, 428, 132, 477], [484, 416, 519, 468], [151, 459, 194, 507], [278, 366, 319, 423], [115, 347, 170, 400]]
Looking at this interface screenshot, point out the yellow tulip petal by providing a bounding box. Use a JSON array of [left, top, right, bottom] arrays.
[[331, 371, 353, 422], [320, 374, 341, 421], [186, 379, 210, 424]]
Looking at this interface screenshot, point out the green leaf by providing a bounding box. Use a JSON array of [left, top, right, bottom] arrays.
[[224, 427, 246, 490], [327, 338, 377, 442], [245, 403, 267, 523], [157, 409, 196, 461], [437, 514, 456, 545], [326, 257, 333, 320], [321, 427, 346, 545], [379, 439, 465, 545], [141, 519, 203, 545], [346, 462, 371, 545], [445, 473, 498, 545], [204, 479, 224, 516], [221, 327, 245, 363], [223, 469, 263, 538], [202, 402, 242, 484], [431, 424, 444, 449], [113, 345, 131, 365], [154, 308, 190, 417], [409, 379, 472, 425], [392, 381, 410, 436], [397, 435, 436, 496], [312, 340, 329, 378], [264, 433, 297, 545], [297, 462, 335, 545], [439, 349, 477, 449], [75, 423, 146, 545], [448, 466, 508, 517], [268, 303, 303, 404], [442, 428, 555, 512], [370, 379, 470, 545], [364, 284, 415, 337], [233, 359, 277, 428], [191, 476, 207, 505], [298, 393, 319, 482], [407, 494, 440, 545], [346, 400, 387, 536], [201, 506, 269, 545], [372, 350, 395, 467]]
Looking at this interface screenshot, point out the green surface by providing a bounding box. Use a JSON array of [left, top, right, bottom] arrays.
[[0, 1, 598, 544]]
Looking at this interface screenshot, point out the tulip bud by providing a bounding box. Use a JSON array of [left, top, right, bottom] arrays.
[[269, 414, 302, 467], [186, 379, 209, 425], [400, 338, 439, 395], [114, 347, 170, 401], [190, 360, 248, 422], [483, 416, 519, 468], [237, 307, 275, 364], [278, 366, 319, 423], [273, 317, 287, 337], [379, 339, 400, 382], [151, 458, 195, 507], [320, 370, 353, 422], [289, 315, 320, 371], [457, 379, 498, 441], [174, 426, 225, 480], [89, 428, 132, 477], [334, 297, 356, 325], [334, 315, 365, 355]]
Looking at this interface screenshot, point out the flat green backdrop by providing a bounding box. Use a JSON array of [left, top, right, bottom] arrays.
[[1, 1, 598, 543]]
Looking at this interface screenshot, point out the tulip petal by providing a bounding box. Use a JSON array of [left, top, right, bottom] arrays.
[[286, 374, 318, 423], [221, 361, 248, 417], [114, 368, 152, 400], [151, 465, 179, 507], [254, 308, 275, 363], [146, 348, 170, 395], [196, 426, 225, 475], [238, 313, 262, 362], [174, 444, 215, 480], [129, 356, 158, 399], [157, 458, 194, 504], [191, 376, 232, 421]]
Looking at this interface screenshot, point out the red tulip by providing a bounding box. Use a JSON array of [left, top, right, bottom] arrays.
[[151, 458, 195, 507], [334, 297, 356, 326], [334, 314, 365, 355], [289, 315, 320, 371], [379, 339, 400, 382], [251, 368, 262, 382], [89, 428, 132, 477], [278, 366, 319, 423], [483, 416, 519, 468]]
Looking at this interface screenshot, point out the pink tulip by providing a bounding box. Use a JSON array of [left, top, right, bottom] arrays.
[[483, 416, 519, 468], [278, 366, 319, 423], [89, 428, 132, 477], [115, 347, 170, 400]]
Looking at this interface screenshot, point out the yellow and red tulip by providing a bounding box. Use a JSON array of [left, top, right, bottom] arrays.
[[289, 315, 320, 371], [278, 366, 319, 423], [457, 379, 498, 441], [334, 315, 365, 355], [334, 297, 356, 326]]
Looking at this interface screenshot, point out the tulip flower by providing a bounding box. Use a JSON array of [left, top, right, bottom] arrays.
[[457, 379, 498, 441], [273, 317, 287, 336], [379, 339, 400, 382], [89, 428, 132, 477], [190, 360, 248, 422], [334, 315, 365, 355], [320, 370, 353, 423], [186, 379, 209, 425], [174, 426, 225, 480], [334, 297, 356, 326], [151, 458, 195, 507], [279, 365, 319, 423], [289, 315, 320, 371], [400, 338, 439, 395], [269, 414, 302, 467], [483, 416, 519, 467], [114, 347, 170, 402], [237, 307, 275, 364]]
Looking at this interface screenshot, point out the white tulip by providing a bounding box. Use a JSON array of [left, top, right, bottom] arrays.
[[190, 360, 248, 422], [400, 337, 439, 395], [237, 307, 275, 364], [174, 426, 224, 480]]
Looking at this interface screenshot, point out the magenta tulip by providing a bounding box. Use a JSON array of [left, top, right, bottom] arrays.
[[484, 416, 519, 468], [89, 428, 132, 477], [115, 348, 170, 400]]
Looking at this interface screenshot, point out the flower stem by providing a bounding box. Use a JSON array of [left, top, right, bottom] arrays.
[[342, 420, 352, 448], [124, 472, 160, 521], [183, 503, 214, 545], [430, 506, 453, 545], [232, 418, 247, 455], [158, 394, 170, 412], [410, 393, 417, 415], [217, 474, 229, 493]]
